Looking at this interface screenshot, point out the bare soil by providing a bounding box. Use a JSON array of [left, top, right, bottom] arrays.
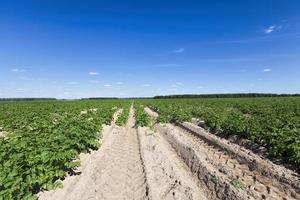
[[145, 107, 300, 200], [39, 108, 147, 200], [138, 126, 208, 200], [38, 106, 299, 200]]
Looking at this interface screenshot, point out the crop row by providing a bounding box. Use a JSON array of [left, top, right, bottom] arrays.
[[0, 100, 131, 199], [141, 97, 300, 168], [134, 102, 150, 127], [115, 103, 130, 126]]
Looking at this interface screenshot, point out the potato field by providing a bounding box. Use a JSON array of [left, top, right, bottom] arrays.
[[0, 98, 299, 200]]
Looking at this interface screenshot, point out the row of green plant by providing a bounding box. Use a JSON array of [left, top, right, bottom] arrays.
[[134, 102, 150, 127], [141, 97, 300, 168], [115, 105, 130, 126], [0, 100, 131, 199]]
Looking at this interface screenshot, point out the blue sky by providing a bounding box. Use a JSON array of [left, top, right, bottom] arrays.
[[0, 0, 299, 98]]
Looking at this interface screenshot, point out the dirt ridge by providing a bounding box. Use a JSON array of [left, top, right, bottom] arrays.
[[178, 122, 300, 194], [156, 123, 251, 200], [138, 126, 209, 199], [145, 107, 300, 200]]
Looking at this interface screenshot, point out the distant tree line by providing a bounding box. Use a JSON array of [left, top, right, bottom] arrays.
[[81, 97, 118, 100], [0, 98, 57, 101], [2, 94, 299, 101], [123, 97, 152, 99], [153, 93, 300, 99]]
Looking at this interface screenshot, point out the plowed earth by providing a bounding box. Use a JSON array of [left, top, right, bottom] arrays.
[[38, 106, 300, 200]]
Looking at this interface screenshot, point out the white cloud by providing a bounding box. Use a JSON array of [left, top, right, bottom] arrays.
[[104, 84, 111, 87], [116, 82, 124, 85], [263, 68, 272, 72], [89, 72, 99, 76], [11, 68, 26, 73], [264, 25, 276, 34], [142, 84, 151, 87], [175, 82, 183, 85], [172, 48, 185, 53], [197, 86, 204, 89], [264, 25, 282, 34], [88, 80, 99, 84]]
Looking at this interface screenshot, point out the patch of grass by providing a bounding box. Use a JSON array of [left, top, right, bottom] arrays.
[[211, 175, 219, 184], [229, 176, 243, 190]]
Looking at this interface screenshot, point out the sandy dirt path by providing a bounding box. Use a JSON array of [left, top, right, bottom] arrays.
[[39, 107, 148, 200], [138, 126, 208, 200], [39, 106, 211, 200]]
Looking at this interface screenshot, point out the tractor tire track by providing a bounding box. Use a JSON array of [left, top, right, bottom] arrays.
[[145, 107, 300, 200], [138, 126, 209, 200], [39, 107, 148, 200]]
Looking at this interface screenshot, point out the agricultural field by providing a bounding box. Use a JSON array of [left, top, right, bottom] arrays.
[[3, 0, 300, 199], [0, 100, 131, 199], [142, 97, 300, 167], [0, 97, 299, 200]]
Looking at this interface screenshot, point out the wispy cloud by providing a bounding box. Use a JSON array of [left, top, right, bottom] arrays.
[[172, 48, 185, 53], [263, 68, 272, 72], [89, 71, 99, 76], [175, 82, 183, 85], [116, 82, 124, 85], [197, 85, 204, 89], [11, 68, 26, 73], [142, 84, 151, 87], [264, 25, 276, 34], [104, 84, 111, 87], [217, 32, 300, 44], [264, 25, 282, 34]]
